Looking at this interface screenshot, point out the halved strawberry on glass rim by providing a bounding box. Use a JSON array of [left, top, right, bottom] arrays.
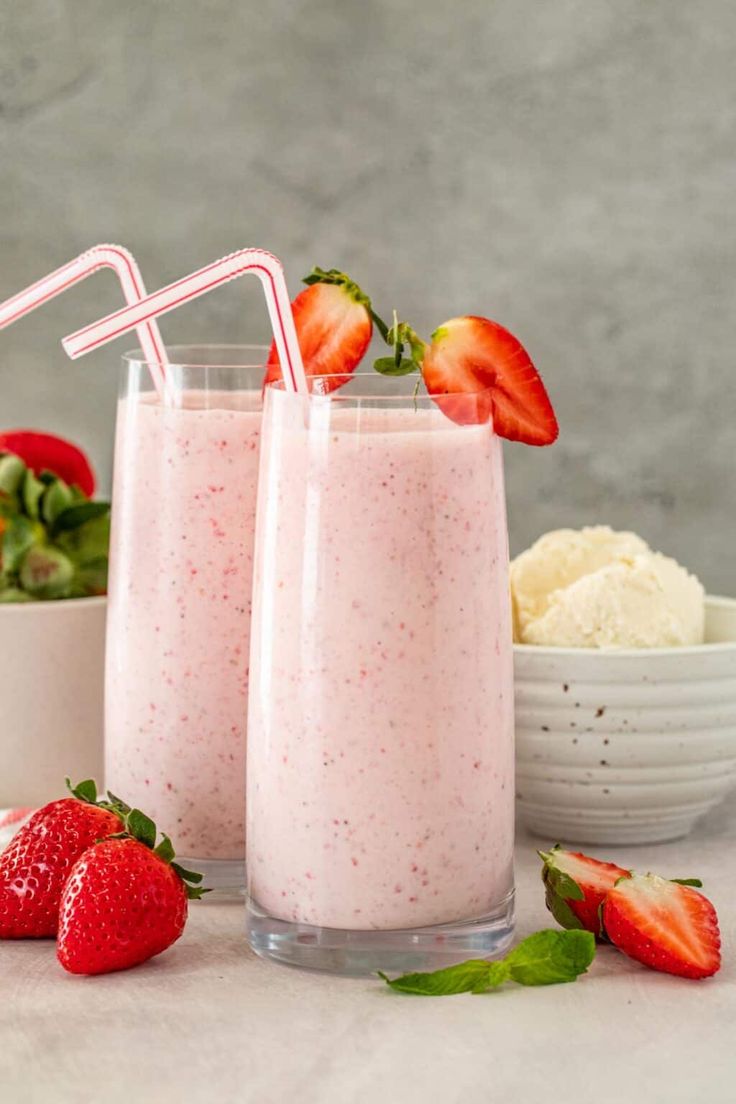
[[422, 316, 558, 444], [264, 268, 373, 394]]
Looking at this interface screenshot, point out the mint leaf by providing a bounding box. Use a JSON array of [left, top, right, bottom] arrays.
[[379, 929, 595, 996], [504, 929, 595, 986], [379, 959, 492, 996]]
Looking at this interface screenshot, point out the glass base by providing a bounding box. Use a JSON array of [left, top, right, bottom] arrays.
[[182, 856, 245, 896], [246, 890, 515, 977]]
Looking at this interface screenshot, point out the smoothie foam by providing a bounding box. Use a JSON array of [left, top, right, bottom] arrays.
[[106, 389, 261, 859], [247, 400, 514, 930]]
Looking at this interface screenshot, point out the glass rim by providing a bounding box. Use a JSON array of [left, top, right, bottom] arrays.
[[122, 343, 269, 370], [268, 371, 496, 402]]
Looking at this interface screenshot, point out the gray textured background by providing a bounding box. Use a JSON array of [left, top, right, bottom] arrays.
[[1, 0, 734, 592]]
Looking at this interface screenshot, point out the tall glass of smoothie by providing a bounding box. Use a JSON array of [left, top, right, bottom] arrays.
[[246, 373, 515, 974], [106, 345, 266, 891]]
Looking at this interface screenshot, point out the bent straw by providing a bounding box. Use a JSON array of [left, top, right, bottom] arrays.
[[0, 244, 169, 398], [62, 248, 306, 393]]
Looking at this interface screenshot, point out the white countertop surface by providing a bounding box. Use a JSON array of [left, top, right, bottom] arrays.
[[2, 804, 734, 1104]]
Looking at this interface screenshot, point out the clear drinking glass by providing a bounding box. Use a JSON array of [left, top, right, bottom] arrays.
[[106, 345, 267, 891], [246, 374, 515, 974]]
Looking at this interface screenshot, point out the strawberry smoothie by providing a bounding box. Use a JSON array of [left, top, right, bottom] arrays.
[[247, 392, 514, 932], [106, 379, 261, 868]]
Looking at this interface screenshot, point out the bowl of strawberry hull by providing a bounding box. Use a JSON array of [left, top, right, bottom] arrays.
[[0, 432, 109, 807]]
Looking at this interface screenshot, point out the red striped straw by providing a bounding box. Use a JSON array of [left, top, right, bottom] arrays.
[[63, 248, 307, 393], [0, 244, 169, 398]]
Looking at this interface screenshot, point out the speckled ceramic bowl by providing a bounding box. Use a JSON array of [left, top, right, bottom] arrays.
[[514, 595, 736, 845]]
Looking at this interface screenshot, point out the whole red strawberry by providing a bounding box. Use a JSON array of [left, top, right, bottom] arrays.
[[57, 808, 205, 975], [264, 267, 373, 393], [0, 780, 123, 938]]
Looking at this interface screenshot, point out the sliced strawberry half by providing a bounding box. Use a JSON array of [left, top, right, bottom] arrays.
[[421, 316, 558, 443], [264, 273, 372, 394], [0, 429, 96, 496], [602, 873, 721, 980], [540, 846, 630, 937]]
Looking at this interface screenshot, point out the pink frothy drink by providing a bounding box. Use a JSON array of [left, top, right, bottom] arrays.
[[247, 377, 515, 974], [106, 347, 266, 887]]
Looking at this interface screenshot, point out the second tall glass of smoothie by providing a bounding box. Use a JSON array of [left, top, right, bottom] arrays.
[[246, 374, 515, 973], [106, 345, 266, 889]]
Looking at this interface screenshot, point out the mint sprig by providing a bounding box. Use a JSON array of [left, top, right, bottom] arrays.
[[378, 929, 596, 996]]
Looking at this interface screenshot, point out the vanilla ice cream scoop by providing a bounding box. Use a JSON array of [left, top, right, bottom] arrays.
[[511, 526, 705, 648]]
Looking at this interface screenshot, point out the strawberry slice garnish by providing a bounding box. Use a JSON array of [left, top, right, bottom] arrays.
[[539, 846, 630, 937], [602, 873, 721, 980], [0, 429, 96, 496], [421, 316, 558, 443], [264, 268, 372, 394]]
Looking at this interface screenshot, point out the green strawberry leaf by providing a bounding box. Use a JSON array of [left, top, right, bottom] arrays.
[[2, 515, 38, 573], [126, 809, 157, 849], [67, 777, 99, 804], [0, 586, 34, 603], [51, 500, 110, 536], [155, 834, 176, 863], [670, 878, 703, 887], [538, 848, 585, 901], [374, 356, 419, 376], [57, 513, 110, 566], [0, 453, 26, 498], [379, 929, 596, 996], [22, 469, 45, 520], [41, 478, 73, 527], [72, 556, 108, 596]]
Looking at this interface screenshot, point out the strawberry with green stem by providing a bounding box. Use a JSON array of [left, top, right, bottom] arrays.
[[0, 779, 124, 938], [264, 267, 376, 393], [57, 798, 206, 976]]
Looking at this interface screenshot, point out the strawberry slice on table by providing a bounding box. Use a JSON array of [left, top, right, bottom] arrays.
[[0, 429, 96, 497], [57, 806, 205, 976], [602, 873, 721, 980], [421, 316, 558, 442], [539, 846, 630, 937], [0, 780, 123, 938], [264, 268, 372, 394]]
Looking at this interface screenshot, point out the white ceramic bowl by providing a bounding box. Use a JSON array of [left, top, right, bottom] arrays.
[[514, 595, 736, 845], [0, 596, 106, 807]]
